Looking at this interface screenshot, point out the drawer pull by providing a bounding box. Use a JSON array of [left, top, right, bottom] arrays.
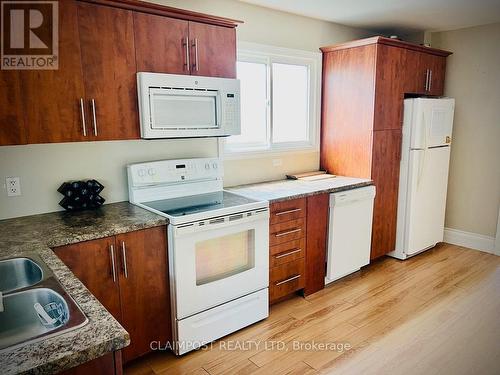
[[275, 228, 301, 237], [275, 208, 302, 216], [275, 274, 300, 286], [275, 248, 301, 259]]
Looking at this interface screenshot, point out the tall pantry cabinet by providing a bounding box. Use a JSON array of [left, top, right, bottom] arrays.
[[320, 37, 451, 260]]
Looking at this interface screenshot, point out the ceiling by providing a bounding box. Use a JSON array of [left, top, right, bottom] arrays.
[[239, 0, 500, 34]]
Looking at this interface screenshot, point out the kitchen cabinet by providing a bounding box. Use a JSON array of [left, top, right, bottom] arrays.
[[134, 13, 189, 75], [53, 226, 170, 363], [320, 36, 451, 260], [268, 195, 329, 303], [134, 15, 236, 78], [23, 0, 87, 144], [77, 2, 139, 141], [61, 352, 122, 375], [188, 21, 237, 78], [0, 0, 240, 146], [0, 71, 25, 145]]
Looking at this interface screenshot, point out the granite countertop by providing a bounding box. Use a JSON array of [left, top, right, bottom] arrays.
[[228, 176, 373, 203], [0, 202, 167, 374]]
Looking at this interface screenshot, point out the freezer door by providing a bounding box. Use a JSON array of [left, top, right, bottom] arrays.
[[404, 146, 451, 255], [410, 98, 455, 149]]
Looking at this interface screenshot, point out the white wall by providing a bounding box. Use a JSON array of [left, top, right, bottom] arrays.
[[0, 0, 372, 220], [431, 23, 500, 238]]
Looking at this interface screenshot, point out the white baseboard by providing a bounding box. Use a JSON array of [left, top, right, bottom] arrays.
[[444, 227, 497, 255]]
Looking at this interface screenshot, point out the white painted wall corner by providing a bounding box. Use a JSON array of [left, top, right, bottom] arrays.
[[444, 227, 497, 255]]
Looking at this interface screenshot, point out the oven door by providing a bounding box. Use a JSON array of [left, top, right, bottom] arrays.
[[170, 209, 269, 320]]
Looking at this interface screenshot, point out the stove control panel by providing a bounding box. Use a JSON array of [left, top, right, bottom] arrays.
[[128, 158, 223, 186]]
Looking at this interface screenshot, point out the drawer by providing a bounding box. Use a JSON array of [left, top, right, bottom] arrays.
[[269, 238, 305, 267], [270, 198, 306, 224], [270, 258, 305, 302], [269, 218, 305, 246]]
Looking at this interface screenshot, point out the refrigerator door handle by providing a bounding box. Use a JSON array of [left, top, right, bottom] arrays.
[[417, 149, 426, 188]]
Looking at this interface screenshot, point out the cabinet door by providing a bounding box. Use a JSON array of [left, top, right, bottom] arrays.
[[115, 227, 170, 363], [134, 13, 189, 74], [188, 22, 236, 78], [305, 194, 329, 295], [370, 129, 402, 260], [0, 71, 25, 145], [374, 45, 407, 130], [404, 50, 428, 95], [428, 55, 446, 96], [23, 0, 87, 143], [53, 237, 122, 320], [77, 2, 139, 141]]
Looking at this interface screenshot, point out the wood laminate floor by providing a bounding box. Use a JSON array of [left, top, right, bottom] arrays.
[[124, 243, 500, 375]]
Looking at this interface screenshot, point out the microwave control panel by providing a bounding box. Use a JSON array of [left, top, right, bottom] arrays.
[[222, 92, 241, 132]]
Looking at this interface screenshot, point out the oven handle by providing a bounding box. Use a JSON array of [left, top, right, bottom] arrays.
[[173, 209, 269, 236]]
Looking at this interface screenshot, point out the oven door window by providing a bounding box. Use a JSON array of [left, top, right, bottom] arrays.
[[195, 230, 255, 286], [149, 88, 219, 130]]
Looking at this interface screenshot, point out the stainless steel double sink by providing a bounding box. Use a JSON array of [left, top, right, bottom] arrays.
[[0, 255, 88, 350]]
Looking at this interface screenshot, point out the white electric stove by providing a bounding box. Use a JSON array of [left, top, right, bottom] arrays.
[[128, 157, 269, 355]]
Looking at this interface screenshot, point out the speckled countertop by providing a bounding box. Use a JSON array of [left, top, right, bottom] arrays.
[[0, 202, 167, 375], [227, 176, 373, 203]]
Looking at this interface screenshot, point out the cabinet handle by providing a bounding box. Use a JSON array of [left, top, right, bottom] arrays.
[[275, 248, 301, 259], [90, 99, 98, 137], [275, 274, 300, 286], [275, 208, 301, 216], [121, 241, 129, 279], [425, 69, 429, 91], [275, 228, 301, 237], [192, 38, 199, 72], [79, 98, 87, 137], [109, 244, 117, 283], [183, 36, 190, 72], [428, 70, 432, 92]]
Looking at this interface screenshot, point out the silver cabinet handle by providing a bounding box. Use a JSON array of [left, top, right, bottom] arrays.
[[121, 241, 128, 279], [275, 208, 302, 216], [275, 248, 301, 259], [275, 228, 301, 237], [425, 69, 429, 91], [183, 36, 190, 72], [109, 244, 117, 283], [79, 98, 87, 137], [275, 274, 300, 286], [192, 38, 199, 72], [428, 70, 432, 91], [90, 99, 98, 137]]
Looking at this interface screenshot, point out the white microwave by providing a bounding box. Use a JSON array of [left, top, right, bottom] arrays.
[[137, 72, 241, 139]]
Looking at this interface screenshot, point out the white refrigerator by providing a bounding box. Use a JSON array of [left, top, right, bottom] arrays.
[[390, 98, 455, 260]]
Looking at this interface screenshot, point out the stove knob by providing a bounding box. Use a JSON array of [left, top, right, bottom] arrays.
[[212, 162, 218, 169], [138, 168, 146, 177], [205, 163, 210, 170], [148, 168, 156, 176]]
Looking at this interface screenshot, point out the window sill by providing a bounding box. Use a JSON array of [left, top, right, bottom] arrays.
[[223, 145, 319, 160]]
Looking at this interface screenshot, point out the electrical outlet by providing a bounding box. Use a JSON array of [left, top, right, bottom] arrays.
[[6, 177, 21, 197]]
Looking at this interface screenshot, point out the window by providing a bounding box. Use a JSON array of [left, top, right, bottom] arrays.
[[225, 42, 321, 155]]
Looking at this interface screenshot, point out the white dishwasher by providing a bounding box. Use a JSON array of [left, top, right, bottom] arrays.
[[325, 185, 376, 285]]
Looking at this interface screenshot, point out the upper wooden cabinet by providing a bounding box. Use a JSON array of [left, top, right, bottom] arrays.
[[188, 21, 237, 78], [320, 36, 451, 260], [77, 2, 140, 141], [134, 15, 237, 78], [134, 13, 190, 75], [0, 0, 240, 146], [53, 226, 170, 363], [23, 0, 87, 144]]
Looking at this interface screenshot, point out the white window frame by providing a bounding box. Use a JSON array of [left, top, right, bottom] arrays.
[[224, 42, 322, 158]]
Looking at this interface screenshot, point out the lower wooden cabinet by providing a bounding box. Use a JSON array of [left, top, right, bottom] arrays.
[[60, 351, 122, 375], [53, 226, 171, 363], [268, 195, 329, 303]]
